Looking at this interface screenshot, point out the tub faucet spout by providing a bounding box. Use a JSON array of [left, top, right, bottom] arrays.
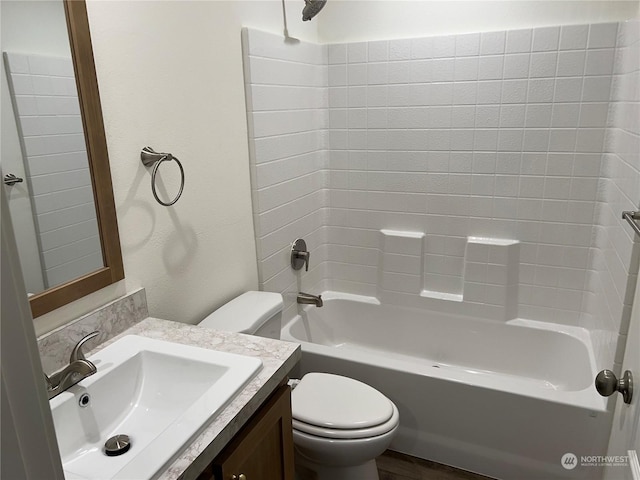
[[297, 292, 323, 307]]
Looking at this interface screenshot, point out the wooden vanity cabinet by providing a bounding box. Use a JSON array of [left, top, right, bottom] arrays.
[[197, 385, 295, 480]]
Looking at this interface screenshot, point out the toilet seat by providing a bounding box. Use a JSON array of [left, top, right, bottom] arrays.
[[293, 403, 399, 439], [291, 373, 399, 440]]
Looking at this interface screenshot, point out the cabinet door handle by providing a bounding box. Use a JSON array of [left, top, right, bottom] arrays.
[[232, 475, 247, 480]]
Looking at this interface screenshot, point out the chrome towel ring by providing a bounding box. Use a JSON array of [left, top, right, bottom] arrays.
[[140, 146, 185, 206]]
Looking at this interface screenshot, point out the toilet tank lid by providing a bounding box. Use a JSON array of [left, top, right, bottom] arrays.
[[199, 291, 283, 334]]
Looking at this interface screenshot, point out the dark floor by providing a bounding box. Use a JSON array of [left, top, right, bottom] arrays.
[[377, 450, 495, 480]]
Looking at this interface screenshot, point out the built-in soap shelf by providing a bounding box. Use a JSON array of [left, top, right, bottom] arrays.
[[378, 230, 520, 320]]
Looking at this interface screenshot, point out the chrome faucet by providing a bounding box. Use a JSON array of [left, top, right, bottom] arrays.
[[44, 331, 99, 400], [297, 292, 323, 307]]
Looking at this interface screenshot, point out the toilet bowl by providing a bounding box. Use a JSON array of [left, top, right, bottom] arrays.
[[198, 292, 399, 480]]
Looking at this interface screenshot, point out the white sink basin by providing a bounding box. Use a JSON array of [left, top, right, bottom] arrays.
[[49, 335, 262, 480]]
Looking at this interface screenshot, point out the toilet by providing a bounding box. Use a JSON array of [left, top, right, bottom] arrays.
[[199, 291, 399, 480]]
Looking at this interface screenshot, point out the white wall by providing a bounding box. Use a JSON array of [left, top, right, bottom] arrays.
[[318, 1, 639, 43], [34, 0, 320, 335]]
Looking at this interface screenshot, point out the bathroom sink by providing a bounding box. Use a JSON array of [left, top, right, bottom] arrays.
[[49, 335, 262, 480]]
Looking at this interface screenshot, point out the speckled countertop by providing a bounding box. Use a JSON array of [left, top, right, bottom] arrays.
[[87, 317, 301, 480]]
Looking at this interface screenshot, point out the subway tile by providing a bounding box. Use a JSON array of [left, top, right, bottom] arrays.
[[389, 39, 411, 61], [456, 33, 480, 56], [557, 51, 586, 76], [431, 58, 455, 82], [579, 103, 609, 127], [476, 80, 502, 104], [480, 31, 506, 55], [501, 79, 528, 103], [588, 23, 619, 49], [478, 55, 504, 80], [551, 103, 580, 127], [454, 57, 478, 81], [453, 82, 477, 105], [530, 52, 558, 77], [503, 53, 530, 79], [581, 76, 612, 101], [409, 60, 431, 83], [348, 42, 368, 63], [388, 61, 411, 84], [411, 37, 432, 59], [554, 77, 584, 102], [328, 64, 347, 86], [432, 35, 456, 58], [348, 63, 368, 85], [585, 49, 615, 75], [328, 44, 347, 64], [525, 104, 553, 127], [532, 26, 560, 52], [527, 78, 555, 103], [368, 40, 389, 61], [5, 53, 30, 73], [560, 25, 589, 50], [506, 29, 533, 53]]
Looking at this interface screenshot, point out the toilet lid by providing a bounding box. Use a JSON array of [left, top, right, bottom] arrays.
[[292, 373, 394, 430]]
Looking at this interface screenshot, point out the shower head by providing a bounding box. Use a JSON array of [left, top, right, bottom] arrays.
[[302, 0, 326, 21]]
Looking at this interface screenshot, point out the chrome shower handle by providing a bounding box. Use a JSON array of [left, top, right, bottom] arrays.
[[291, 238, 310, 271], [294, 250, 310, 271]]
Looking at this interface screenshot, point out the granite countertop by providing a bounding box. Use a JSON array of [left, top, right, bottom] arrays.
[[88, 317, 301, 480]]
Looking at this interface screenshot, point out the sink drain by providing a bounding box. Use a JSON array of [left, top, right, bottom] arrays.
[[104, 434, 131, 456]]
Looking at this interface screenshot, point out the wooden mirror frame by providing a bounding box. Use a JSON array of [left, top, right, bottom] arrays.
[[29, 0, 124, 318]]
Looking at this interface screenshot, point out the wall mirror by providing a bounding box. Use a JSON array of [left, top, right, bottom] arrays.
[[1, 0, 124, 318]]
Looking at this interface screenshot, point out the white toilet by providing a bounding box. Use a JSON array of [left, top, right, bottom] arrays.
[[199, 291, 399, 480]]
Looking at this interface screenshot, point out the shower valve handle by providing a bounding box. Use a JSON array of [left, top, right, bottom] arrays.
[[291, 238, 310, 272], [295, 251, 310, 271], [595, 369, 633, 404]]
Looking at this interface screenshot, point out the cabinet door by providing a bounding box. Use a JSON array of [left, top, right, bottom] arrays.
[[211, 385, 295, 480]]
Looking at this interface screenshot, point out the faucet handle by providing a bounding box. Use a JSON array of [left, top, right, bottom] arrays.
[[297, 251, 310, 271], [43, 372, 53, 390], [291, 238, 310, 272], [70, 331, 100, 363]]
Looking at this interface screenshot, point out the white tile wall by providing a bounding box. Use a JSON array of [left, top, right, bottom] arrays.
[[4, 52, 102, 288], [324, 23, 623, 327], [244, 22, 638, 349], [242, 29, 329, 320], [585, 19, 640, 371]]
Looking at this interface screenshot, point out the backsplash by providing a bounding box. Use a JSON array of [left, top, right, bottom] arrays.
[[37, 288, 148, 373]]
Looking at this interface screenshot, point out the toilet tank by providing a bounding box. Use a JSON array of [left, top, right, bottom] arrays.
[[199, 291, 283, 339]]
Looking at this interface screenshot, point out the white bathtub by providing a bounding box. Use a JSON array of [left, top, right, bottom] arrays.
[[281, 292, 611, 480]]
